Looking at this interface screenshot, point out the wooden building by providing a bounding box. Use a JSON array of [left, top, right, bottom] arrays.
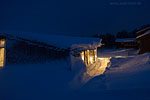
[[136, 26, 150, 36], [136, 27, 150, 54], [115, 38, 138, 49], [0, 32, 101, 67]]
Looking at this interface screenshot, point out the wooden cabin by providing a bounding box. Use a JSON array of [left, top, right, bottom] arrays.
[[115, 38, 138, 49], [0, 32, 101, 67], [136, 28, 150, 54], [136, 26, 150, 36]]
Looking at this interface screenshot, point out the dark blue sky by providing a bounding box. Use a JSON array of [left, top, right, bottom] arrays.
[[0, 0, 150, 36]]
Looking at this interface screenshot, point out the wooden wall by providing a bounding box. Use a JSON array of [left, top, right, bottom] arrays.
[[6, 40, 70, 64], [138, 35, 150, 54]]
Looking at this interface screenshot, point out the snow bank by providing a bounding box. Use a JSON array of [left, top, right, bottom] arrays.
[[82, 53, 150, 91], [70, 56, 111, 88]]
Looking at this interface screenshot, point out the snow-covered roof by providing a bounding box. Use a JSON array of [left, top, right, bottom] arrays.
[[136, 26, 150, 35], [116, 38, 136, 42], [136, 30, 150, 39], [0, 32, 101, 50]]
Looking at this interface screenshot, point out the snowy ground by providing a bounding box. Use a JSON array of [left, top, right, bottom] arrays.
[[0, 60, 74, 100], [0, 49, 150, 100], [82, 53, 150, 90]]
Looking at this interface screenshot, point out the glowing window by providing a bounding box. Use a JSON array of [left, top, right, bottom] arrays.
[[0, 39, 5, 47], [0, 48, 5, 67], [81, 48, 97, 65]]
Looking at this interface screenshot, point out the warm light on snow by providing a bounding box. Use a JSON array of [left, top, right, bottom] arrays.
[[80, 49, 111, 83], [79, 57, 111, 84], [115, 56, 128, 58], [86, 57, 111, 77]]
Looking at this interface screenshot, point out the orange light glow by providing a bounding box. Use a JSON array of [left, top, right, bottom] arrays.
[[86, 57, 111, 77], [0, 48, 5, 67], [0, 39, 5, 47], [80, 48, 97, 65], [0, 39, 6, 67], [81, 52, 84, 61]]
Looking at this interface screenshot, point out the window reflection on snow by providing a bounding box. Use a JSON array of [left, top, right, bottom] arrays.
[[78, 49, 111, 85]]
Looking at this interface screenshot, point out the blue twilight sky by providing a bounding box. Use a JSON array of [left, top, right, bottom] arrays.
[[0, 0, 150, 36]]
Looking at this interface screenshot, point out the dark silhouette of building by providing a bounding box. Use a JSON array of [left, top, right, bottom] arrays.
[[115, 38, 138, 49], [136, 27, 150, 54]]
